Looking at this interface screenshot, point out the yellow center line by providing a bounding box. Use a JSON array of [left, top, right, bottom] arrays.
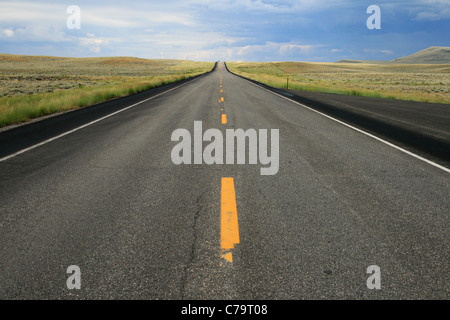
[[221, 114, 227, 124], [221, 177, 239, 263]]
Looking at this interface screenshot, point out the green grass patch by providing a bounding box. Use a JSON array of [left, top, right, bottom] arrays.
[[227, 62, 450, 104], [0, 56, 214, 128]]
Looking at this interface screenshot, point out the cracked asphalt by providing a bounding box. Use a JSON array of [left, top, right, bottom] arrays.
[[0, 62, 448, 299]]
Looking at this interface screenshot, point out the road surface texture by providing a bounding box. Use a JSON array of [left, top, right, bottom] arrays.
[[226, 64, 450, 169], [0, 62, 448, 299]]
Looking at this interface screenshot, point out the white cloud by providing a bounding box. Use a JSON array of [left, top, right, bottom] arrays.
[[0, 1, 69, 42], [415, 10, 450, 21], [279, 44, 318, 56], [79, 37, 111, 53], [81, 6, 197, 28], [364, 48, 395, 56], [233, 41, 321, 58], [2, 29, 14, 37], [407, 0, 450, 21], [171, 41, 325, 61], [0, 1, 65, 24], [187, 0, 350, 14], [14, 25, 68, 42]]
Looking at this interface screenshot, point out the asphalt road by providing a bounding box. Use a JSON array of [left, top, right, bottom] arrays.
[[0, 62, 448, 300], [231, 68, 450, 168]]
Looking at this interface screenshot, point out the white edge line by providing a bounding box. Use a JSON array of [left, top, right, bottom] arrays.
[[246, 79, 450, 174], [0, 77, 198, 162]]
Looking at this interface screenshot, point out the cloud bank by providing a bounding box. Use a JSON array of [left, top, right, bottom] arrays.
[[0, 0, 448, 61]]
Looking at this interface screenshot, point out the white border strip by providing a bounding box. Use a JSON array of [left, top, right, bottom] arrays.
[[246, 79, 450, 174], [0, 77, 198, 162]]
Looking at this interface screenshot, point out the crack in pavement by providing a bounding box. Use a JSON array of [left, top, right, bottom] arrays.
[[180, 192, 204, 299]]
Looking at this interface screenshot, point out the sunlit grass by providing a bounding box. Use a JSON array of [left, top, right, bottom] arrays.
[[227, 61, 450, 104], [0, 55, 214, 127]]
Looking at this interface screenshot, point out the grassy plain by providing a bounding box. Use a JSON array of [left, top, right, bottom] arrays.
[[226, 61, 450, 104], [0, 54, 214, 128]]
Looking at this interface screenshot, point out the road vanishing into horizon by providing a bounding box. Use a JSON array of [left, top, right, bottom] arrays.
[[0, 62, 448, 299]]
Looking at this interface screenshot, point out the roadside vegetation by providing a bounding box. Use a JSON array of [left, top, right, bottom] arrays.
[[0, 54, 214, 128], [226, 61, 450, 104]]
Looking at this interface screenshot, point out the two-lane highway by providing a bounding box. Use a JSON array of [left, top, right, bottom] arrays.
[[0, 62, 448, 299]]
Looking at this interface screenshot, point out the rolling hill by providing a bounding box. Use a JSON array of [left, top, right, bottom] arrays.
[[392, 46, 450, 64]]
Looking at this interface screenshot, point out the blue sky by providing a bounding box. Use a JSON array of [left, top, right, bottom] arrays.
[[0, 0, 449, 61]]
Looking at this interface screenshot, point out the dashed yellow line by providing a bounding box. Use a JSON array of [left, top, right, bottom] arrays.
[[221, 177, 239, 263], [221, 114, 227, 124]]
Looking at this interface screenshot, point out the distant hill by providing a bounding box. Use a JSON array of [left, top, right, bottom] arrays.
[[392, 47, 450, 64], [337, 46, 450, 64], [335, 59, 387, 64]]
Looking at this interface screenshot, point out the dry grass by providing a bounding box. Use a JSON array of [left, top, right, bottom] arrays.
[[227, 61, 450, 104], [0, 54, 214, 127]]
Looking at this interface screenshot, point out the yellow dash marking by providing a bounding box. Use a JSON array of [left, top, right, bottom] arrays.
[[221, 114, 227, 124], [221, 97, 224, 102], [221, 178, 239, 263], [220, 89, 223, 93]]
